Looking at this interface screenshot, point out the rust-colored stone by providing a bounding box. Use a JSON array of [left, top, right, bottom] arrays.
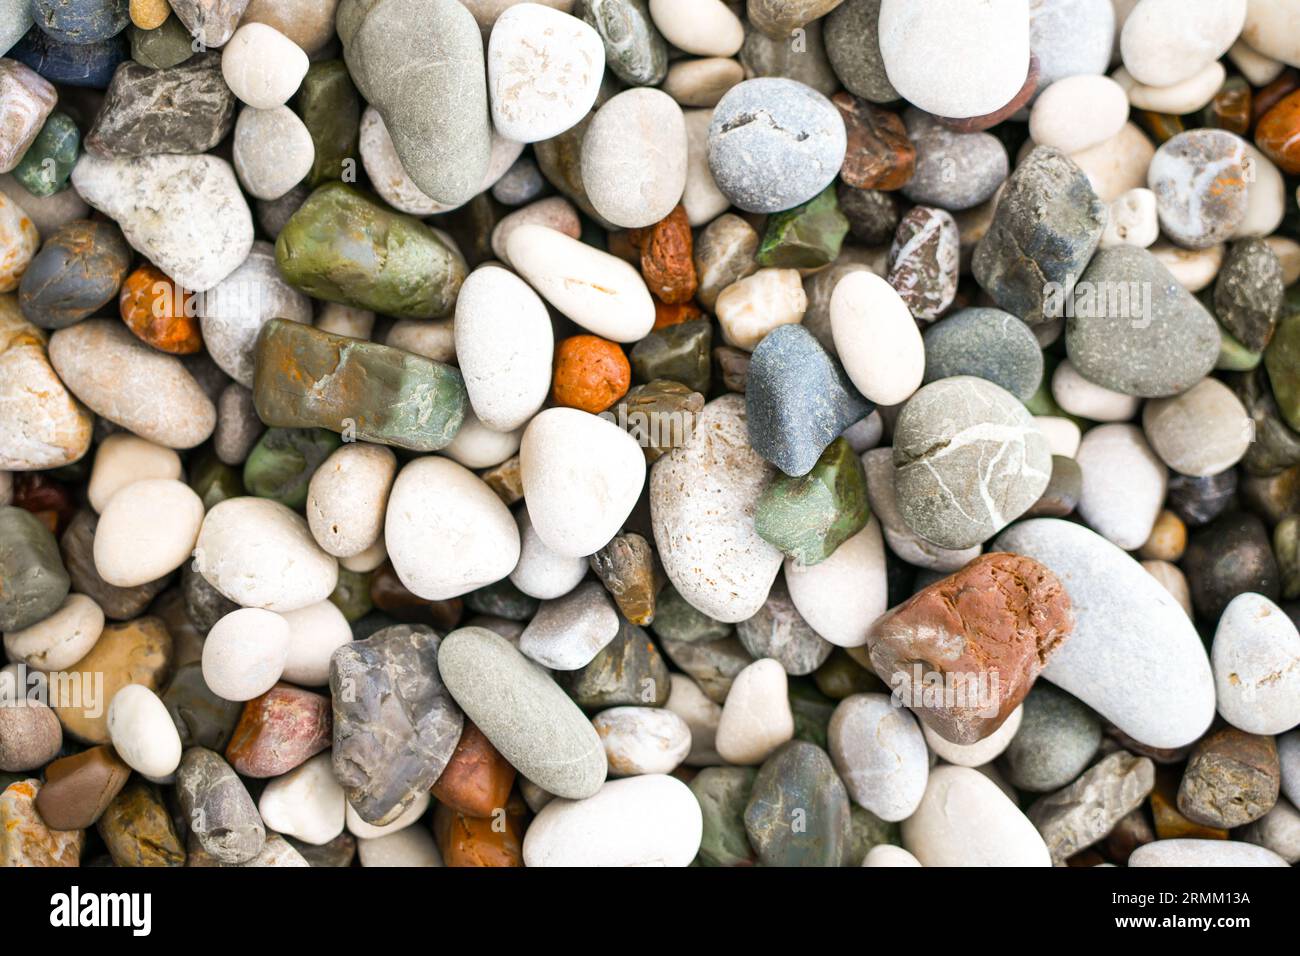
[[938, 54, 1040, 134], [1252, 69, 1299, 126], [1255, 89, 1300, 174], [551, 334, 631, 413], [369, 562, 463, 628], [1205, 78, 1251, 135], [53, 616, 173, 744], [431, 720, 517, 818], [653, 298, 703, 330], [834, 93, 915, 191], [0, 779, 83, 866], [433, 794, 526, 867], [864, 552, 1073, 744], [119, 264, 201, 354], [630, 205, 697, 305], [225, 683, 332, 778]]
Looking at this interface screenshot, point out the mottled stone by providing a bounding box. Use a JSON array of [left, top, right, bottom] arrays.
[[1167, 470, 1238, 528], [744, 740, 849, 867], [175, 747, 264, 864], [225, 683, 331, 778], [589, 533, 656, 626], [169, 0, 249, 47], [60, 510, 167, 620], [330, 623, 462, 824], [835, 94, 913, 192], [85, 54, 235, 157], [0, 505, 69, 631], [823, 0, 896, 103], [1028, 751, 1155, 864], [0, 59, 56, 174], [1215, 239, 1284, 352], [756, 185, 848, 270], [630, 319, 710, 394], [689, 765, 756, 866], [242, 427, 340, 511], [1178, 727, 1280, 828], [736, 577, 833, 677], [887, 205, 958, 320], [0, 779, 81, 865], [556, 617, 670, 709], [1147, 129, 1250, 249], [295, 59, 360, 187], [19, 219, 131, 330], [129, 17, 193, 69], [1265, 310, 1300, 434], [431, 720, 516, 818], [96, 779, 183, 866], [580, 0, 667, 87], [754, 437, 869, 569], [12, 110, 78, 197]]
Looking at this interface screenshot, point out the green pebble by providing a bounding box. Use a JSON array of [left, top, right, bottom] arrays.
[[788, 676, 835, 750], [754, 437, 868, 567], [189, 453, 244, 511], [0, 505, 70, 632], [13, 112, 79, 198], [1264, 310, 1300, 433], [629, 318, 711, 394], [689, 766, 757, 867], [755, 184, 849, 269], [252, 319, 467, 452], [1275, 515, 1300, 601], [275, 181, 465, 319], [243, 427, 342, 511], [330, 567, 374, 623], [1217, 320, 1262, 371], [129, 19, 194, 70], [650, 584, 731, 644], [813, 647, 884, 700], [744, 740, 850, 867], [295, 60, 360, 188]]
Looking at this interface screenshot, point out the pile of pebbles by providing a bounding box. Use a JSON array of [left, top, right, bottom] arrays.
[[2, 0, 1300, 868]]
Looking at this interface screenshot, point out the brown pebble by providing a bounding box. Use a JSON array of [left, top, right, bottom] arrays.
[[96, 778, 185, 867], [1177, 726, 1280, 829], [433, 795, 526, 867], [225, 683, 332, 778], [833, 93, 915, 191], [431, 720, 517, 819], [1138, 509, 1187, 562], [629, 205, 697, 305], [35, 745, 131, 831]]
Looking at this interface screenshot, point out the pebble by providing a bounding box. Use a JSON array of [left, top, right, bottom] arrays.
[[753, 438, 869, 571], [0, 505, 70, 632], [1121, 61, 1225, 115], [20, 220, 132, 330], [176, 746, 265, 864], [863, 844, 920, 867], [582, 88, 686, 229], [690, 765, 755, 865], [1147, 129, 1250, 250], [242, 427, 342, 510], [593, 705, 691, 776], [119, 265, 202, 355], [708, 78, 846, 214], [0, 779, 83, 866], [488, 4, 603, 143], [0, 700, 62, 772], [878, 0, 1030, 120], [232, 105, 314, 202], [828, 692, 927, 821], [1029, 0, 1114, 91], [1028, 750, 1155, 864], [0, 194, 38, 294], [439, 626, 607, 799], [202, 608, 290, 702], [993, 519, 1215, 748], [226, 683, 331, 777], [1178, 726, 1280, 828], [922, 308, 1043, 401], [885, 205, 957, 320], [2, 592, 102, 672], [715, 658, 794, 765], [785, 518, 886, 649], [1071, 121, 1156, 203], [1120, 0, 1246, 87], [257, 752, 345, 846], [196, 496, 338, 612], [162, 661, 241, 752], [519, 581, 620, 670], [1001, 682, 1101, 792], [581, 0, 666, 87], [357, 827, 440, 866], [693, 213, 759, 310], [241, 0, 339, 54], [1213, 593, 1300, 735], [834, 95, 914, 192], [1240, 798, 1300, 863], [1031, 76, 1129, 154], [824, 0, 896, 103], [509, 508, 587, 601], [901, 765, 1050, 866], [714, 268, 805, 352], [1129, 838, 1288, 867], [1185, 511, 1279, 620], [647, 0, 742, 57], [900, 109, 1009, 212], [93, 478, 203, 587], [59, 510, 168, 621], [923, 703, 1024, 768], [86, 54, 235, 157], [10, 108, 74, 198], [385, 456, 518, 600], [305, 443, 395, 559], [736, 575, 833, 675], [0, 59, 56, 174], [107, 684, 181, 778], [94, 777, 182, 865], [1051, 359, 1140, 421], [1216, 238, 1285, 352], [35, 745, 130, 830], [430, 720, 515, 818], [524, 773, 701, 866], [744, 740, 849, 866], [1100, 187, 1159, 249], [1075, 424, 1166, 551], [1142, 378, 1252, 478], [556, 616, 670, 708]]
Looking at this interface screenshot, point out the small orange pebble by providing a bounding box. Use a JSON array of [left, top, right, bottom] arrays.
[[551, 334, 631, 413], [653, 298, 703, 330], [1255, 90, 1300, 174], [433, 797, 526, 867], [118, 265, 201, 354], [636, 205, 696, 305]]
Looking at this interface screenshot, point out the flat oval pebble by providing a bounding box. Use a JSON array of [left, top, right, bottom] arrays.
[[202, 608, 291, 702], [1075, 424, 1167, 551], [581, 88, 686, 228], [830, 270, 923, 406], [87, 433, 182, 513], [107, 684, 181, 779], [93, 478, 205, 587], [901, 764, 1050, 866], [2, 592, 102, 672], [715, 658, 794, 765], [784, 518, 886, 649], [1120, 0, 1246, 88]]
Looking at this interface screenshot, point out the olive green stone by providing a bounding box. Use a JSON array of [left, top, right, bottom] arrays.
[[129, 19, 195, 70], [744, 740, 850, 867], [252, 319, 467, 452], [755, 185, 849, 269], [275, 182, 465, 319], [1233, 368, 1300, 478], [1264, 310, 1300, 433], [295, 60, 360, 188], [843, 804, 900, 866], [754, 437, 868, 567], [243, 427, 342, 511], [464, 579, 538, 622], [162, 662, 242, 752], [1218, 321, 1262, 371], [813, 647, 884, 700], [658, 634, 751, 704], [788, 676, 836, 750], [0, 506, 70, 632], [189, 452, 244, 511], [1276, 516, 1300, 601], [556, 617, 670, 710], [629, 319, 711, 394], [13, 112, 79, 198], [611, 379, 703, 463], [650, 584, 731, 644], [330, 567, 374, 623], [689, 766, 757, 867], [97, 780, 186, 867]]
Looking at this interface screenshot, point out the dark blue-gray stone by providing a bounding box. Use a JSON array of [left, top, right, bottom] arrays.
[[8, 26, 127, 87], [745, 324, 872, 477], [31, 0, 129, 46], [922, 307, 1044, 400], [85, 54, 236, 157], [744, 740, 850, 867], [0, 506, 70, 632], [18, 219, 132, 330], [973, 146, 1106, 325]]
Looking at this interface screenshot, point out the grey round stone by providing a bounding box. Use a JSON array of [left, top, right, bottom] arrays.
[[901, 108, 1008, 212], [893, 376, 1052, 549], [736, 575, 833, 676], [922, 307, 1044, 400], [999, 682, 1102, 793], [708, 77, 847, 214], [824, 0, 898, 103], [491, 154, 547, 206], [739, 19, 838, 97]]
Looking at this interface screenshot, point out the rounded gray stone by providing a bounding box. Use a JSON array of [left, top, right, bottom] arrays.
[[922, 307, 1044, 400], [900, 108, 1008, 211], [824, 0, 898, 103], [735, 575, 833, 676], [999, 682, 1101, 793]]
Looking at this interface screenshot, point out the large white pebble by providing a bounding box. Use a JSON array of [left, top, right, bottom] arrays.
[[715, 659, 794, 765], [829, 270, 923, 406], [196, 497, 339, 612], [828, 692, 928, 822], [202, 607, 291, 701], [257, 752, 346, 845], [1241, 0, 1300, 69], [651, 395, 783, 622], [1118, 61, 1225, 114], [87, 433, 181, 513], [923, 704, 1023, 767], [901, 765, 1051, 866], [487, 4, 604, 143], [279, 600, 352, 687], [879, 0, 1031, 120], [221, 23, 310, 108], [385, 457, 520, 600], [520, 408, 646, 559], [1120, 0, 1246, 87], [306, 442, 396, 558], [454, 265, 554, 432], [509, 506, 589, 600], [784, 518, 887, 649], [1030, 75, 1129, 154], [107, 684, 182, 778], [2, 593, 103, 672], [507, 224, 655, 342], [581, 88, 688, 229], [592, 706, 692, 776], [1213, 593, 1300, 736], [1075, 423, 1166, 551], [93, 478, 205, 587], [522, 774, 703, 866]]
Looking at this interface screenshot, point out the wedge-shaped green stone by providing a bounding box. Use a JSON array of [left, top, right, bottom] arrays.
[[274, 181, 465, 319], [754, 437, 869, 567], [253, 319, 466, 452], [755, 184, 849, 269]]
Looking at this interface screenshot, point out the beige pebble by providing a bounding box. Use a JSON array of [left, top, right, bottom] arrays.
[[385, 318, 456, 364], [662, 58, 744, 108], [1149, 240, 1223, 293], [1143, 560, 1193, 616], [1069, 122, 1155, 202], [715, 659, 794, 765], [715, 268, 807, 350], [87, 432, 183, 513], [93, 479, 205, 587], [3, 593, 104, 673], [0, 192, 38, 293], [129, 0, 170, 29]]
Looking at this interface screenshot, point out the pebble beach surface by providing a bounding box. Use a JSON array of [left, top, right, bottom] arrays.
[[1, 0, 1300, 872]]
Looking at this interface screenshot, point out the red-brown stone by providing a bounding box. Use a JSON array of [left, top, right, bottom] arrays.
[[225, 683, 331, 778], [430, 720, 517, 818], [834, 93, 915, 191]]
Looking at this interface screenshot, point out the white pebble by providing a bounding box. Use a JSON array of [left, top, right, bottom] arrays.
[[93, 478, 205, 587], [830, 270, 924, 406], [202, 607, 291, 702], [257, 753, 346, 845], [715, 659, 794, 765], [87, 433, 181, 513], [221, 23, 310, 109], [306, 442, 396, 558], [279, 600, 352, 688], [107, 684, 182, 778]]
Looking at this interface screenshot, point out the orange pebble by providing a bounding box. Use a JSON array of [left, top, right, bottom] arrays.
[[119, 265, 201, 354], [433, 798, 525, 867], [638, 205, 696, 305], [1256, 90, 1300, 174], [653, 298, 703, 330], [552, 334, 631, 413]]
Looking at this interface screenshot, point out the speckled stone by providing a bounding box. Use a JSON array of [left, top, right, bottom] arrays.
[[588, 532, 657, 626], [1148, 130, 1250, 249], [580, 0, 666, 87], [85, 54, 235, 157], [1000, 682, 1101, 793], [922, 308, 1044, 400], [630, 319, 711, 394], [837, 184, 901, 246], [1182, 511, 1279, 621], [736, 576, 833, 676], [1215, 239, 1284, 352], [744, 740, 849, 867], [1027, 750, 1155, 865], [1177, 727, 1280, 828], [973, 146, 1107, 326], [330, 623, 463, 825], [887, 204, 958, 320], [901, 109, 1008, 212], [823, 0, 896, 103], [95, 778, 182, 866]]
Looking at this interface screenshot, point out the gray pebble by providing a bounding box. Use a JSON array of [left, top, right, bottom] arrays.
[[736, 575, 833, 676], [900, 108, 1008, 211], [922, 307, 1044, 400], [176, 746, 265, 864], [824, 0, 898, 103], [999, 682, 1101, 792]]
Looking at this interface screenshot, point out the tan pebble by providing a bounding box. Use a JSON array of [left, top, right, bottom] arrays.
[[1139, 510, 1187, 562], [130, 0, 170, 29]]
